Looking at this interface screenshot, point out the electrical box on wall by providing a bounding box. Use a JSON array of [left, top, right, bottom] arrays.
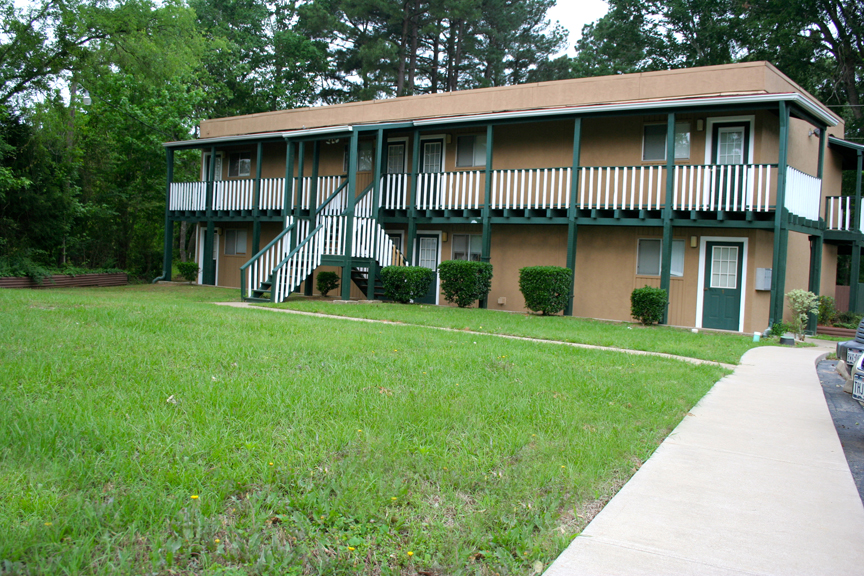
[[755, 268, 772, 291]]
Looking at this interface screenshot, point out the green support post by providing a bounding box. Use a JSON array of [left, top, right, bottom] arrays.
[[480, 123, 494, 309], [808, 234, 823, 333], [203, 145, 217, 285], [850, 150, 863, 313], [161, 148, 174, 281], [285, 141, 296, 249], [305, 141, 321, 296], [340, 131, 360, 300], [770, 102, 791, 325], [366, 129, 385, 300], [252, 141, 263, 254], [406, 130, 421, 266], [565, 117, 582, 316], [659, 113, 676, 324]]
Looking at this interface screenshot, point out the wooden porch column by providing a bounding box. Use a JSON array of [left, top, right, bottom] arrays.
[[366, 129, 385, 300], [161, 147, 174, 281], [808, 234, 823, 332], [284, 140, 296, 249], [659, 113, 676, 324], [770, 102, 791, 326], [565, 117, 582, 316], [252, 141, 263, 255], [407, 130, 421, 266], [850, 150, 863, 313], [480, 123, 494, 309], [202, 145, 217, 285], [340, 131, 360, 300], [305, 141, 321, 296]]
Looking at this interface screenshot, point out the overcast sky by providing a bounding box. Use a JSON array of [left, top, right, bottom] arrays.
[[547, 0, 610, 57]]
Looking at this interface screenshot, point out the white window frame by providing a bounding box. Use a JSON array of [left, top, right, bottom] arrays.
[[419, 134, 447, 173], [451, 233, 483, 261], [695, 236, 749, 332], [386, 137, 409, 173], [703, 116, 755, 165], [228, 151, 252, 178], [224, 228, 247, 256], [642, 122, 691, 162], [455, 134, 487, 168], [636, 238, 685, 277]]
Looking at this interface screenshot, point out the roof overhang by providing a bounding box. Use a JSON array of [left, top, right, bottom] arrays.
[[829, 136, 864, 170], [163, 125, 353, 149]]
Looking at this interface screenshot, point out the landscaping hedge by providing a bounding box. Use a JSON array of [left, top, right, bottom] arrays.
[[518, 266, 572, 315], [630, 285, 667, 325], [439, 260, 493, 307], [316, 271, 340, 297], [380, 266, 435, 303]]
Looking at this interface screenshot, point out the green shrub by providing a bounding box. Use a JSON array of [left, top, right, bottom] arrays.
[[786, 289, 818, 339], [817, 295, 837, 326], [177, 261, 200, 282], [316, 271, 340, 297], [380, 266, 435, 304], [630, 285, 668, 325], [768, 322, 794, 338], [439, 260, 493, 308], [836, 311, 863, 329], [518, 266, 572, 315]]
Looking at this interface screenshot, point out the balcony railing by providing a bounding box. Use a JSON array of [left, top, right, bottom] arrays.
[[825, 196, 864, 233], [169, 163, 802, 217]]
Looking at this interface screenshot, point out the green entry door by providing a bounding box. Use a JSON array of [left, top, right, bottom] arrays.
[[415, 234, 439, 304], [702, 241, 743, 331]]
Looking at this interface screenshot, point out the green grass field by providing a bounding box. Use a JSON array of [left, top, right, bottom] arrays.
[[270, 299, 772, 365], [1, 285, 729, 575]]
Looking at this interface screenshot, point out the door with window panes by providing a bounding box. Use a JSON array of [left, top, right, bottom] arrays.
[[419, 139, 443, 207], [415, 233, 439, 304], [702, 241, 743, 331], [711, 123, 750, 209]]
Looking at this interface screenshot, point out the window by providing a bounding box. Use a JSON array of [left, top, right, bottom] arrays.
[[452, 234, 482, 261], [387, 142, 406, 173], [456, 134, 487, 167], [228, 152, 251, 177], [637, 239, 684, 276], [642, 123, 690, 161], [225, 229, 247, 256], [386, 231, 403, 252], [343, 141, 374, 172]]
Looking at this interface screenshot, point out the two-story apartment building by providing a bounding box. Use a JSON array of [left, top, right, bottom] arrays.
[[160, 61, 864, 334]]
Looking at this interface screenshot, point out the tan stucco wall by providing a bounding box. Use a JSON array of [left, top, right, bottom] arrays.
[[782, 232, 814, 323], [215, 222, 252, 289], [200, 62, 837, 139], [822, 243, 838, 300]]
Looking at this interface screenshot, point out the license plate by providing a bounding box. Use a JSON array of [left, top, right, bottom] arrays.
[[854, 374, 864, 402], [848, 349, 862, 367]]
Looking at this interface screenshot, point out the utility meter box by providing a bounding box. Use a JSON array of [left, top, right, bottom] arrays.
[[755, 268, 772, 291]]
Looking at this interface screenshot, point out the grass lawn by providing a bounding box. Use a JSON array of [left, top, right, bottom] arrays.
[[269, 299, 773, 365], [1, 285, 728, 575]]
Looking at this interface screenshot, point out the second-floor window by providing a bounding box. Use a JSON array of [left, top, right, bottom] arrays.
[[643, 123, 691, 162], [456, 135, 487, 168], [228, 152, 251, 178], [344, 141, 374, 172], [452, 234, 482, 261]]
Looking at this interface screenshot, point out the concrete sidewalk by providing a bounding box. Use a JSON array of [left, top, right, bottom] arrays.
[[545, 346, 864, 576]]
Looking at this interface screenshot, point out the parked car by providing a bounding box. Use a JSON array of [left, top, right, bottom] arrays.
[[851, 352, 864, 402], [837, 318, 864, 371]]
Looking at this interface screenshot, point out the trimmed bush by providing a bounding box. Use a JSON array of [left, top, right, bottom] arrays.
[[518, 266, 572, 315], [316, 271, 340, 297], [439, 260, 493, 308], [786, 289, 818, 339], [177, 261, 200, 282], [380, 266, 435, 304], [817, 295, 837, 325], [630, 285, 668, 325]]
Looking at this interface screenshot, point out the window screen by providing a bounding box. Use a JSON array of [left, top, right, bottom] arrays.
[[456, 135, 487, 167], [642, 123, 690, 161], [228, 152, 251, 177], [225, 229, 246, 255], [637, 239, 684, 276], [452, 234, 482, 261]]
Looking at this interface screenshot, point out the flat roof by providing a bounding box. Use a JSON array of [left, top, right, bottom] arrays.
[[180, 62, 842, 144]]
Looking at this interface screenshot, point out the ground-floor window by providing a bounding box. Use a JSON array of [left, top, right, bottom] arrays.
[[452, 234, 482, 261], [225, 229, 247, 255], [637, 238, 684, 276]]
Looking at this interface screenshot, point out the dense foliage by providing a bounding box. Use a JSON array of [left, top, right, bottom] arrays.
[[380, 266, 434, 303], [316, 270, 340, 297], [177, 261, 199, 282], [438, 260, 493, 308], [518, 266, 572, 315], [630, 285, 668, 325]]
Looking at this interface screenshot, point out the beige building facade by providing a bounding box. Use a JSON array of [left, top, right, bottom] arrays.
[[164, 62, 864, 334]]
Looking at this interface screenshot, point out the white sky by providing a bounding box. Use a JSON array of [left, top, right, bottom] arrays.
[[547, 0, 610, 57]]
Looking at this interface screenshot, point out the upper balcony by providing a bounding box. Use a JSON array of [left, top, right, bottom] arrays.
[[168, 163, 827, 228]]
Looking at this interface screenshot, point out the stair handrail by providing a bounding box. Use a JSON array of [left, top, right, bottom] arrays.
[[314, 179, 349, 217], [240, 221, 297, 299], [271, 222, 325, 302]]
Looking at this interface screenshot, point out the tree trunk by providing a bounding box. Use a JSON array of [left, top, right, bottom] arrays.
[[430, 19, 441, 93], [450, 19, 464, 91], [407, 0, 420, 95], [396, 0, 410, 96]]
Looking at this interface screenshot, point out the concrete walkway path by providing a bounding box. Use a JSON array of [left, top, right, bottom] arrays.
[[545, 345, 864, 576]]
